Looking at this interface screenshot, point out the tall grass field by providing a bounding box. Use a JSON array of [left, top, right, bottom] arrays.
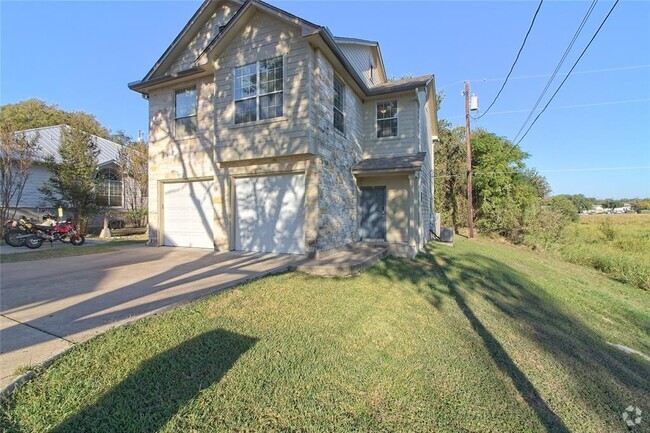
[[558, 214, 650, 290]]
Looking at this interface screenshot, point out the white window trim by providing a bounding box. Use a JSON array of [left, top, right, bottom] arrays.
[[376, 100, 399, 139], [96, 168, 124, 209], [174, 86, 198, 139], [233, 56, 285, 125], [333, 74, 345, 136]]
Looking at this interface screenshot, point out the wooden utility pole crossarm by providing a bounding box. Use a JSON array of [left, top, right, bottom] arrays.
[[464, 81, 475, 239]]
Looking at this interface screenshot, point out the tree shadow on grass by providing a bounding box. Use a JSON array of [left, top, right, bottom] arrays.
[[371, 243, 650, 431], [50, 329, 256, 433]]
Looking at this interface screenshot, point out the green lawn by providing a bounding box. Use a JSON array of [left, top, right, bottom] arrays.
[[1, 238, 648, 432]]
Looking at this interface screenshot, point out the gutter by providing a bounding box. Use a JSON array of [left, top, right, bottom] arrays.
[[352, 166, 423, 176], [128, 66, 207, 94]]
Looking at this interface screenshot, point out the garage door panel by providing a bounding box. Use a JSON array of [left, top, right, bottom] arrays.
[[235, 174, 305, 254], [163, 181, 214, 249]]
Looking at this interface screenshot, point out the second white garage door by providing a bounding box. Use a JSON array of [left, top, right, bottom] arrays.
[[235, 174, 305, 254], [163, 181, 214, 249]]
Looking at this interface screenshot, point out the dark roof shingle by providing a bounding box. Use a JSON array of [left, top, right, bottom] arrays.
[[353, 152, 426, 173]]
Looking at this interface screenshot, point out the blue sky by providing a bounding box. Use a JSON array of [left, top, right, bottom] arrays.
[[1, 0, 648, 199]]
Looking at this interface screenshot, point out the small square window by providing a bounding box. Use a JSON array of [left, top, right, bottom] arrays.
[[376, 100, 398, 138], [175, 88, 197, 138]]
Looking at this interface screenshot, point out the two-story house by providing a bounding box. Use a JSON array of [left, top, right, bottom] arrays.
[[129, 0, 439, 258]]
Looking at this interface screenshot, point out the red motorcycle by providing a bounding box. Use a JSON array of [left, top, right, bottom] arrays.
[[6, 215, 85, 249]]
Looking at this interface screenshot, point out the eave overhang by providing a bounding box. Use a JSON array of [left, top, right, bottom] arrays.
[[128, 66, 210, 94], [352, 152, 426, 177]]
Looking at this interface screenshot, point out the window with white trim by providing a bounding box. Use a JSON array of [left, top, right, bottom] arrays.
[[97, 168, 123, 207], [333, 76, 345, 134], [174, 87, 197, 138], [376, 100, 398, 138], [234, 56, 283, 124]]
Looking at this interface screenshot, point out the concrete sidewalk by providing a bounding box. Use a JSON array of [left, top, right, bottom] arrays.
[[0, 245, 304, 389]]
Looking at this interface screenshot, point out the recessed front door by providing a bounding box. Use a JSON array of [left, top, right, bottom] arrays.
[[360, 186, 386, 240]]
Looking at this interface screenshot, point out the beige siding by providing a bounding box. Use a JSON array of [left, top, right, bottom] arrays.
[[338, 43, 377, 87], [357, 176, 410, 244], [168, 2, 239, 74], [214, 12, 312, 162], [18, 165, 52, 208], [147, 76, 217, 246], [362, 94, 418, 158], [416, 89, 434, 247]]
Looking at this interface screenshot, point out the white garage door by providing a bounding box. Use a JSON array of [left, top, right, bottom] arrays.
[[235, 174, 305, 254], [163, 181, 214, 249]]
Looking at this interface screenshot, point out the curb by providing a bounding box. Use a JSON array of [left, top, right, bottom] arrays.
[[0, 345, 76, 404]]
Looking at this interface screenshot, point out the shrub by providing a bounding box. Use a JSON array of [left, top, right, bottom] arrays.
[[599, 219, 616, 241], [125, 207, 148, 228]]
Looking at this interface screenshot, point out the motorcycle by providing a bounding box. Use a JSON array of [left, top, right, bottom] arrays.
[[3, 215, 35, 247], [4, 215, 85, 249]]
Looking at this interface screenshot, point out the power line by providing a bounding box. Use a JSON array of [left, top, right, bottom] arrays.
[[512, 0, 598, 142], [438, 64, 650, 92], [434, 166, 650, 179], [446, 98, 650, 119], [514, 0, 621, 146], [475, 0, 544, 119]]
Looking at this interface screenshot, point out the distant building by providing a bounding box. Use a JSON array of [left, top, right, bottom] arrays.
[[3, 125, 127, 222]]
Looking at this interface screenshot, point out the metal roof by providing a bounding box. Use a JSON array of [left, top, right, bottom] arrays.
[[16, 125, 122, 165]]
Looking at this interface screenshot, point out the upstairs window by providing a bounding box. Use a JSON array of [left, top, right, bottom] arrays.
[[235, 56, 284, 124], [97, 168, 123, 207], [333, 76, 345, 134], [376, 100, 398, 138], [175, 87, 197, 138]]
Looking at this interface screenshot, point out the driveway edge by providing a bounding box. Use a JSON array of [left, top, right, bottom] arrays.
[[0, 261, 297, 403]]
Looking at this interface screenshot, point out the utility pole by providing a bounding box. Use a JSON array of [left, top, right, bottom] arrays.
[[464, 81, 475, 239]]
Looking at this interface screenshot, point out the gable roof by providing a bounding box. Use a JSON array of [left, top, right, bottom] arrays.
[[195, 0, 319, 64], [16, 125, 122, 165], [143, 0, 244, 81], [334, 37, 388, 83], [129, 0, 434, 99]]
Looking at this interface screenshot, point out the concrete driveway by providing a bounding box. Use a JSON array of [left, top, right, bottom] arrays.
[[0, 245, 305, 389], [0, 238, 106, 255]]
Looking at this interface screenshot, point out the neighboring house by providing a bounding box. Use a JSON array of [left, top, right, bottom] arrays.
[[129, 0, 439, 257], [5, 125, 126, 222]]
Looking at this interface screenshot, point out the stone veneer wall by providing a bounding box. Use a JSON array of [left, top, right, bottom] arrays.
[[312, 50, 363, 253]]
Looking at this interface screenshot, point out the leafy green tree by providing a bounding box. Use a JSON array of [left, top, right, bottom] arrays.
[[546, 195, 579, 222], [434, 120, 466, 232], [559, 194, 596, 212], [39, 127, 103, 233], [0, 123, 40, 225], [0, 99, 109, 137], [114, 131, 148, 227], [631, 199, 650, 211], [602, 198, 624, 209], [471, 129, 543, 240]]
